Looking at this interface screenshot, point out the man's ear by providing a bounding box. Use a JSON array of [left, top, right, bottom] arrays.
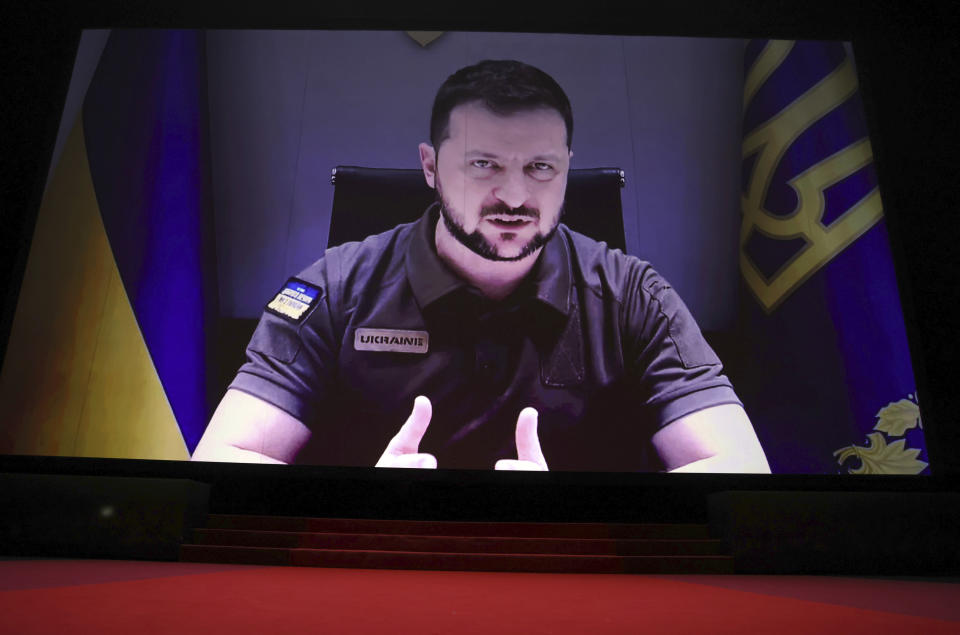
[[419, 143, 437, 189]]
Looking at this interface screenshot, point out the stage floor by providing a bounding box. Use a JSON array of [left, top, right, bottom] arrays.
[[2, 559, 958, 633]]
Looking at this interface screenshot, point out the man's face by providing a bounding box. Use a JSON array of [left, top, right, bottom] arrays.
[[420, 102, 572, 262]]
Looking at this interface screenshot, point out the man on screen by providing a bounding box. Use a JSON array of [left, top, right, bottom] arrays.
[[192, 60, 770, 473]]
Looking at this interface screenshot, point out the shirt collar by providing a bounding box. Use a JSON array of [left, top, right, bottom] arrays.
[[405, 204, 572, 316]]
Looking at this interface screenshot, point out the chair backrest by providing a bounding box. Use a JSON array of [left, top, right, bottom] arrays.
[[328, 166, 627, 251]]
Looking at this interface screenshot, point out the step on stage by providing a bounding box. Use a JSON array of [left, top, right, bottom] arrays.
[[180, 515, 734, 574]]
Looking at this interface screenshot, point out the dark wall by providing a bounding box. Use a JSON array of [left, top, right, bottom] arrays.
[[1, 473, 209, 559], [710, 491, 960, 574]]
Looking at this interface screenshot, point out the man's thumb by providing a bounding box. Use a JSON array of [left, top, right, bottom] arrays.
[[392, 395, 432, 453], [515, 407, 547, 469]]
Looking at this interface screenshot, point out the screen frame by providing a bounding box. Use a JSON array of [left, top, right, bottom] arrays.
[[1, 4, 956, 511]]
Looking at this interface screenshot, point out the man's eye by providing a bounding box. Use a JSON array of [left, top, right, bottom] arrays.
[[528, 162, 556, 180], [531, 162, 554, 171], [472, 160, 495, 169]]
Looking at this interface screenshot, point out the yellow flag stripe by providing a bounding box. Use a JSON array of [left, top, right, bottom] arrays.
[[0, 113, 189, 460]]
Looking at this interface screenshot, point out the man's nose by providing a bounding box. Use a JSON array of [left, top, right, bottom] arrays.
[[492, 169, 531, 209]]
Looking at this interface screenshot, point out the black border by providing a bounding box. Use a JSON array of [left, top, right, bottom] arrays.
[[2, 2, 958, 518]]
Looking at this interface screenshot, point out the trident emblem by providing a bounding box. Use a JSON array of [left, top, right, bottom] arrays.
[[740, 41, 884, 312]]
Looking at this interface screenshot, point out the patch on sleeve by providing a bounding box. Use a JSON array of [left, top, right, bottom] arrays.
[[265, 278, 321, 323]]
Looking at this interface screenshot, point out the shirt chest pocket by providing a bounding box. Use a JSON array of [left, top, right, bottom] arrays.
[[540, 302, 585, 388]]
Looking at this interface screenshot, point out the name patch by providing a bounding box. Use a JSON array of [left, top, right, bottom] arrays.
[[266, 278, 320, 322], [354, 328, 429, 354]]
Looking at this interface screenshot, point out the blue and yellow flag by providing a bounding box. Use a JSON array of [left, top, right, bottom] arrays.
[[0, 30, 216, 459], [738, 40, 928, 474]]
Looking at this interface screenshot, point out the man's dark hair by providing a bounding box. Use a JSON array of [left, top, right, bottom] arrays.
[[430, 60, 573, 150]]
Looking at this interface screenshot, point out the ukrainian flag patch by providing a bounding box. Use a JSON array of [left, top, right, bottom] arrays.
[[266, 278, 321, 322]]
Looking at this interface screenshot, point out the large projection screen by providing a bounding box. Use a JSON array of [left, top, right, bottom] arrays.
[[0, 29, 929, 475]]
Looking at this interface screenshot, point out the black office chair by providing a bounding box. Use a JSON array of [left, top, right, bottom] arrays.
[[328, 166, 627, 251]]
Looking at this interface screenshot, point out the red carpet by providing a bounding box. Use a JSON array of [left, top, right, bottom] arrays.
[[2, 560, 959, 633]]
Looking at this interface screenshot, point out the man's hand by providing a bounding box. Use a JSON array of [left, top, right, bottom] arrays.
[[495, 407, 548, 471], [375, 395, 438, 468]]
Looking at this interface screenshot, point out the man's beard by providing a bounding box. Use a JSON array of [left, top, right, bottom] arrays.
[[436, 179, 561, 262]]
